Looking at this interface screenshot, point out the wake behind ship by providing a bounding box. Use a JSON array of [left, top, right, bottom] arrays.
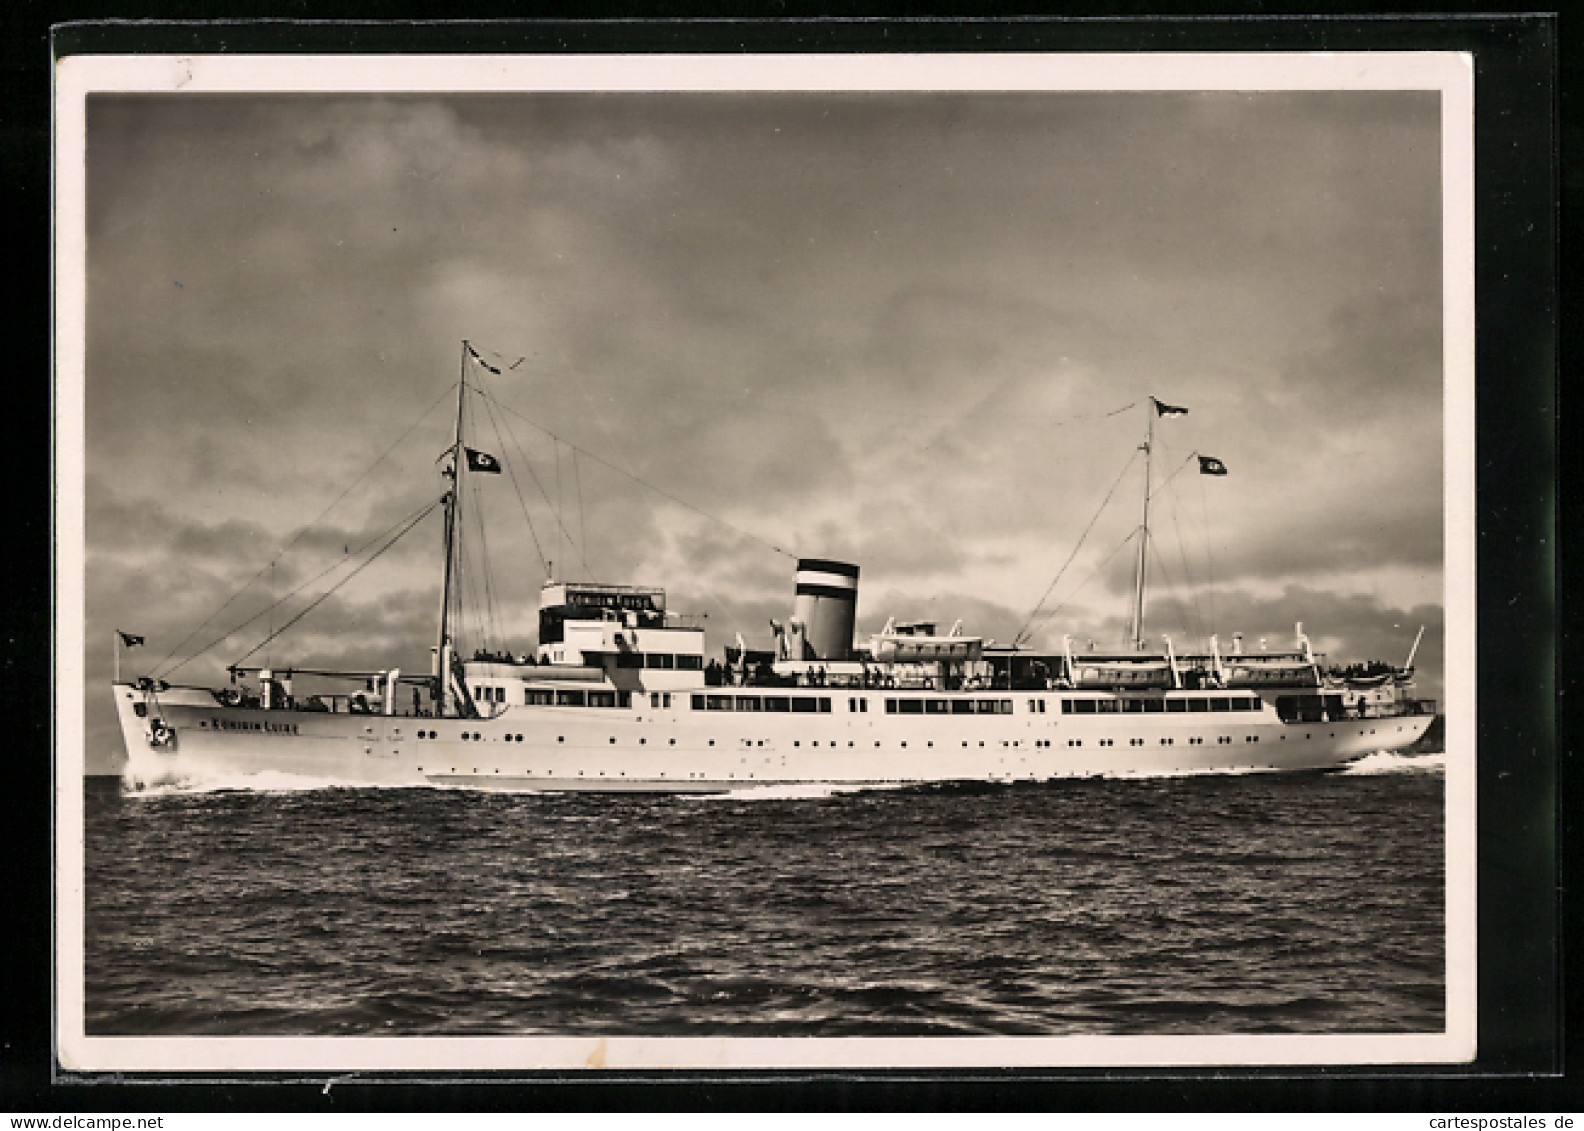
[[112, 344, 1438, 791]]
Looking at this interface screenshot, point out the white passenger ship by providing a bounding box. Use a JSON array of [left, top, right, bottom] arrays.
[[111, 345, 1437, 790]]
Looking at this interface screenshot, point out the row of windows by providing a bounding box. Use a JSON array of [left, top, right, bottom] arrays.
[[1061, 696, 1262, 715], [501, 687, 1265, 717], [691, 694, 834, 713], [524, 689, 635, 708], [613, 653, 705, 670], [886, 698, 1017, 716]]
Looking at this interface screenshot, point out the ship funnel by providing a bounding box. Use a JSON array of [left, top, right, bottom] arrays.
[[792, 558, 859, 661]]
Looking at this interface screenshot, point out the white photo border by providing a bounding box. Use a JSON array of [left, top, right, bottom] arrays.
[[53, 50, 1477, 1074]]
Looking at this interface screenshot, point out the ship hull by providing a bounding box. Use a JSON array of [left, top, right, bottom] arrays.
[[113, 684, 1437, 792]]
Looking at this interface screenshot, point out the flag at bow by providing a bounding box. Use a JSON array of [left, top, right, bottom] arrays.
[[1197, 455, 1229, 476], [465, 448, 502, 474], [117, 630, 145, 648], [1152, 397, 1189, 417]]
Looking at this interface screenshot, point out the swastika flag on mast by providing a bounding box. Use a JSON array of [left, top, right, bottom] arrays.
[[465, 448, 502, 474]]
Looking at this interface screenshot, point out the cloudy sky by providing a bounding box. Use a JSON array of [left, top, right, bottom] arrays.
[[76, 85, 1446, 770]]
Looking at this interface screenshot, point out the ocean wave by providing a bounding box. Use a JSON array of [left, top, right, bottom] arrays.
[[684, 780, 916, 802], [120, 759, 446, 797], [1341, 751, 1446, 775]]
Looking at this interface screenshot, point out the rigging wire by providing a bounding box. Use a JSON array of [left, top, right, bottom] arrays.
[[165, 496, 446, 678], [1014, 448, 1139, 646], [230, 497, 443, 668], [500, 355, 1140, 430], [1024, 526, 1142, 648], [468, 472, 504, 651], [575, 447, 587, 577], [1146, 532, 1191, 649], [151, 380, 460, 680], [476, 386, 797, 561], [471, 371, 552, 575], [1198, 469, 1219, 639], [553, 435, 563, 577], [1164, 479, 1204, 643], [1150, 431, 1204, 645]]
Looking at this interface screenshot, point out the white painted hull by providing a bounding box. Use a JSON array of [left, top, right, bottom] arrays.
[[113, 683, 1437, 792]]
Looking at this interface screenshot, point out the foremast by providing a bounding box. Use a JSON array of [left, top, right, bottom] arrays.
[[434, 342, 470, 716], [1128, 400, 1155, 651]]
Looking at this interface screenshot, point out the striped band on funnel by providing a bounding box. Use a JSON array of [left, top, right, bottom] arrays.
[[792, 558, 859, 661]]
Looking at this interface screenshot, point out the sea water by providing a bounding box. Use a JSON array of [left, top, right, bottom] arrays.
[[82, 754, 1444, 1036]]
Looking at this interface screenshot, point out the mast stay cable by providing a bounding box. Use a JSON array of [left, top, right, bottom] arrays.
[[476, 386, 797, 562], [471, 368, 588, 576], [231, 497, 443, 667], [1022, 526, 1142, 648], [152, 380, 459, 680], [1014, 449, 1139, 647], [166, 495, 445, 678]]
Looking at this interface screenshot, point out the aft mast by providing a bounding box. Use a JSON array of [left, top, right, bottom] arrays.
[[1128, 401, 1155, 651], [1129, 397, 1189, 651], [434, 342, 469, 716]]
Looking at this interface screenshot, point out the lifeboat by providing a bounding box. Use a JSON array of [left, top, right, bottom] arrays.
[[1222, 656, 1318, 688], [1066, 657, 1175, 689], [868, 618, 983, 664], [868, 632, 983, 663]]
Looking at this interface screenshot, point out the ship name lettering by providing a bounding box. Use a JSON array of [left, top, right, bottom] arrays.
[[209, 717, 298, 735]]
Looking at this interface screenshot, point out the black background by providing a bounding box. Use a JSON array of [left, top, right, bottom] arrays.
[[7, 7, 1567, 1113]]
